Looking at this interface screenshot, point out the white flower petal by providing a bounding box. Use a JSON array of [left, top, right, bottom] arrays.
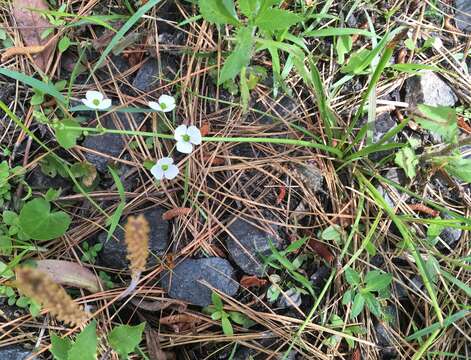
[[97, 98, 112, 110], [160, 101, 175, 112], [148, 101, 163, 111], [174, 125, 188, 140], [157, 157, 174, 166], [159, 94, 175, 107], [86, 90, 104, 101], [187, 126, 202, 145], [164, 164, 179, 179], [82, 99, 98, 109], [176, 140, 193, 154], [150, 164, 164, 180]]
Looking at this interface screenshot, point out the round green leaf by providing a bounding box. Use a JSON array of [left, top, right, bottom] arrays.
[[19, 198, 71, 241]]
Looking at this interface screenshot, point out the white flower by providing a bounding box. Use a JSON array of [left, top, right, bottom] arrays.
[[81, 90, 112, 110], [149, 95, 176, 112], [151, 157, 179, 180], [174, 125, 202, 154]]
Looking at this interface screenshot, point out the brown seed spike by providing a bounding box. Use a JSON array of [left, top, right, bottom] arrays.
[[15, 267, 87, 326], [125, 215, 150, 278]]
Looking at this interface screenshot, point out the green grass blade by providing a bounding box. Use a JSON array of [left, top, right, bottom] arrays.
[[305, 27, 374, 37], [0, 68, 66, 103], [106, 167, 126, 241], [406, 310, 469, 341], [89, 0, 163, 79]]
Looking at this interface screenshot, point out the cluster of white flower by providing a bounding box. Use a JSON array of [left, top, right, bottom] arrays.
[[81, 91, 201, 181]]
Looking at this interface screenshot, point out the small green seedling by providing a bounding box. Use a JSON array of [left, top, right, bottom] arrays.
[[323, 314, 365, 350], [204, 292, 254, 336], [342, 267, 392, 319], [50, 321, 145, 360], [81, 241, 103, 264]]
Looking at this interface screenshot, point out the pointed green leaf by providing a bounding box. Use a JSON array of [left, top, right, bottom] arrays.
[[255, 8, 301, 31], [350, 293, 365, 318], [219, 26, 253, 84], [108, 322, 145, 358], [68, 321, 97, 360], [445, 158, 471, 184], [394, 146, 418, 179], [51, 334, 73, 360], [198, 0, 239, 25], [55, 118, 82, 149], [415, 105, 458, 143]]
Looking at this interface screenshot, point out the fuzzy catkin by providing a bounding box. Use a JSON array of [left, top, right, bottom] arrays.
[[125, 215, 150, 277], [15, 267, 87, 326]]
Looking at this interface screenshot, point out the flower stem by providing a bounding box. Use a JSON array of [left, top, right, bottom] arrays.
[[63, 125, 343, 157]]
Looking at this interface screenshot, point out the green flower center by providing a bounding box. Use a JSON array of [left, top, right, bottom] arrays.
[[182, 134, 190, 142], [161, 164, 169, 171], [160, 103, 167, 110], [92, 99, 100, 106]]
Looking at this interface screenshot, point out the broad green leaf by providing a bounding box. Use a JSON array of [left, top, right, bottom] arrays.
[[221, 315, 234, 335], [336, 35, 352, 64], [212, 292, 223, 309], [238, 0, 259, 18], [363, 292, 382, 317], [341, 48, 370, 74], [425, 255, 440, 284], [108, 322, 145, 358], [342, 289, 352, 305], [364, 271, 392, 292], [427, 221, 445, 246], [321, 225, 342, 242], [211, 311, 222, 320], [255, 8, 301, 31], [445, 158, 471, 184], [198, 0, 239, 25], [350, 292, 365, 318], [229, 311, 251, 326], [55, 118, 82, 149], [68, 321, 97, 360], [19, 198, 71, 241], [219, 26, 253, 84], [344, 267, 361, 286], [415, 105, 458, 143], [0, 261, 14, 279], [2, 210, 18, 226], [51, 334, 73, 360], [394, 146, 418, 179], [58, 36, 71, 53]]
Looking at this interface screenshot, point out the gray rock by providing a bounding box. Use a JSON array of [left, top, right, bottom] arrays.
[[276, 288, 302, 309], [369, 112, 397, 161], [375, 306, 399, 360], [97, 207, 170, 269], [26, 167, 71, 192], [226, 217, 280, 276], [405, 71, 457, 108], [0, 346, 32, 360], [132, 56, 177, 93], [310, 265, 331, 288], [295, 163, 324, 193], [455, 0, 471, 32], [160, 258, 239, 307], [437, 214, 462, 250], [376, 169, 408, 208], [82, 112, 144, 172]]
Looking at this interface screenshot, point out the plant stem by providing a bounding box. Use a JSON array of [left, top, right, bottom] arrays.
[[62, 125, 343, 157], [421, 136, 471, 161]]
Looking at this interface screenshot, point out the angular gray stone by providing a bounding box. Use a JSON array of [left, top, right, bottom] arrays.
[[0, 346, 32, 360], [97, 208, 170, 269], [405, 71, 457, 109], [132, 56, 176, 93], [82, 112, 144, 172], [455, 0, 471, 32], [226, 217, 280, 276], [160, 258, 239, 307], [295, 163, 324, 193]]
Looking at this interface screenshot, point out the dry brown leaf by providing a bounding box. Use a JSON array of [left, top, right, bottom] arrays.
[[240, 275, 268, 288], [308, 238, 335, 263], [36, 259, 103, 293], [12, 0, 56, 71], [162, 207, 191, 220]]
